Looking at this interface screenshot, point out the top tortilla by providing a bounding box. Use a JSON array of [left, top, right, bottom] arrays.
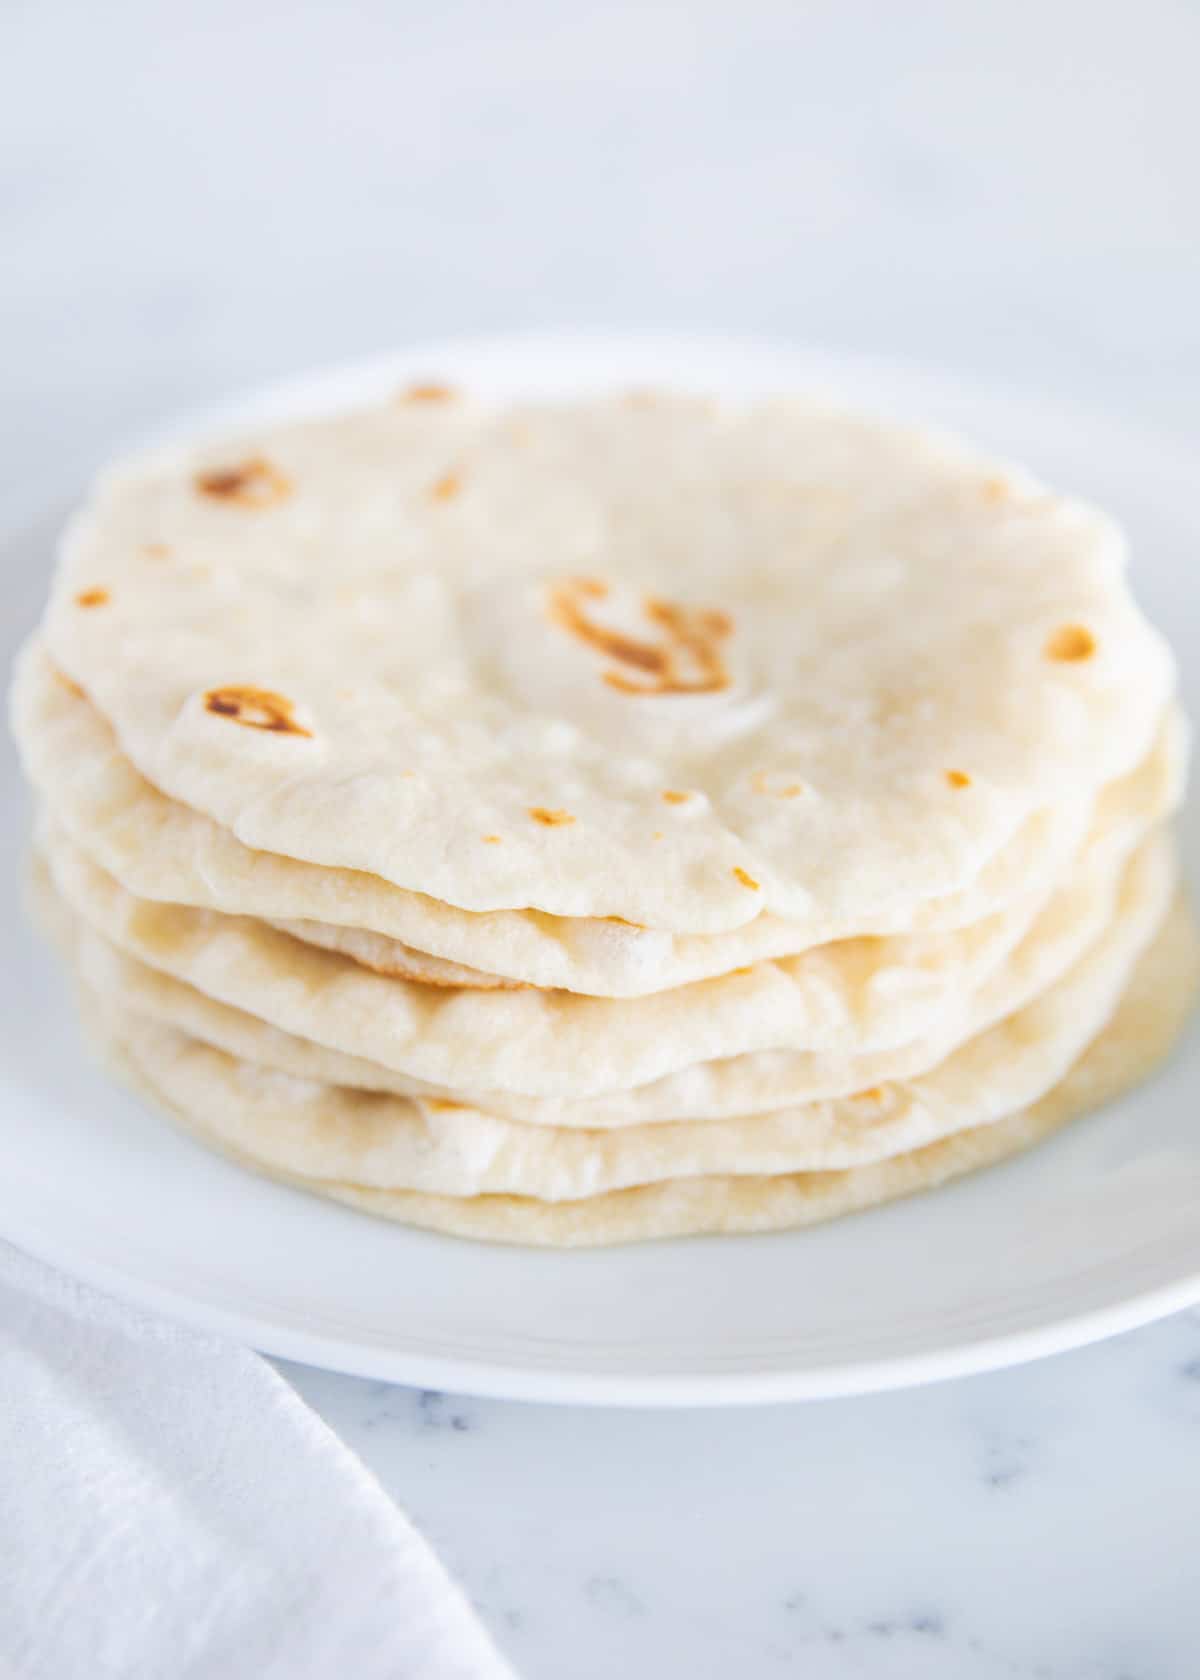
[[41, 393, 1174, 930]]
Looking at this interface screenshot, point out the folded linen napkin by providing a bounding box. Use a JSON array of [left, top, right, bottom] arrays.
[[0, 1242, 517, 1680]]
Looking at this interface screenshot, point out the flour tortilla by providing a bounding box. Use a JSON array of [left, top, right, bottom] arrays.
[[41, 395, 1174, 931], [40, 793, 1160, 1097], [50, 831, 1176, 1199], [271, 703, 1181, 983], [31, 820, 1175, 1127], [18, 641, 1173, 997], [84, 889, 1199, 1245]]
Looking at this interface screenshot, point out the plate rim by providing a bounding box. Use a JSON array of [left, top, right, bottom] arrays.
[[6, 325, 1199, 1406], [5, 1180, 1200, 1406]]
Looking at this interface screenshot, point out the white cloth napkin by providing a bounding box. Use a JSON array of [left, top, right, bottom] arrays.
[[0, 1242, 518, 1680]]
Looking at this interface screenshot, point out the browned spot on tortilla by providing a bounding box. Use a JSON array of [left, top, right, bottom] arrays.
[[661, 790, 691, 805], [652, 831, 664, 841], [623, 595, 732, 695], [53, 667, 86, 699], [601, 660, 666, 689], [753, 771, 804, 799], [401, 382, 455, 402], [553, 590, 670, 678], [732, 866, 760, 891], [204, 685, 312, 737], [548, 578, 732, 696], [143, 542, 171, 558], [729, 965, 753, 977], [482, 834, 503, 844], [856, 1086, 885, 1103], [75, 587, 109, 608], [195, 457, 291, 508], [426, 1097, 466, 1110], [430, 472, 460, 501], [982, 477, 1009, 502], [605, 915, 646, 928], [529, 807, 575, 827], [1045, 624, 1097, 662], [945, 769, 971, 789]]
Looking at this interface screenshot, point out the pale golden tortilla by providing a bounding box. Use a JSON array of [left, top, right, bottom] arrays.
[[32, 827, 1173, 1131], [44, 830, 1174, 1200], [83, 892, 1199, 1245], [41, 395, 1173, 930], [40, 809, 1165, 1099], [17, 641, 1181, 996]]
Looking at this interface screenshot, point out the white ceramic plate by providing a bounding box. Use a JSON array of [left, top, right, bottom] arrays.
[[3, 331, 1198, 1406]]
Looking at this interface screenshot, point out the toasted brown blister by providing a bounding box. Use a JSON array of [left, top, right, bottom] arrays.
[[194, 457, 291, 508], [204, 687, 312, 738]]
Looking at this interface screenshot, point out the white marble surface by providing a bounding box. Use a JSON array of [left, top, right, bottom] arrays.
[[282, 1313, 1200, 1679], [5, 1, 1200, 1674]]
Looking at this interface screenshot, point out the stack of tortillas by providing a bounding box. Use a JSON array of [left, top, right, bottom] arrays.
[[11, 389, 1197, 1245]]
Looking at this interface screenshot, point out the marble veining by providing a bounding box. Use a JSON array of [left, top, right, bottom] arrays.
[[976, 1429, 1037, 1491], [284, 1306, 1200, 1678]]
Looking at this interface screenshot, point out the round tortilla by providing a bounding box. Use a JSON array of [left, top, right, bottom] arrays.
[[81, 888, 1199, 1245], [31, 821, 1174, 1127], [18, 640, 1174, 996], [39, 800, 1166, 1099], [50, 831, 1175, 1199], [40, 395, 1174, 930]]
